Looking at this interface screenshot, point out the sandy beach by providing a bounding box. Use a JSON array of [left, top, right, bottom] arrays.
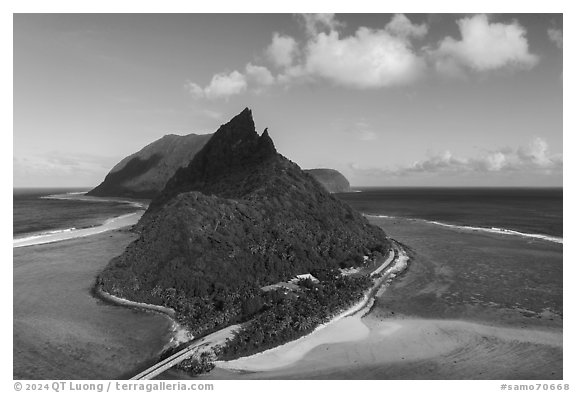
[[14, 207, 562, 380], [214, 246, 408, 372], [169, 215, 562, 380], [14, 211, 144, 248], [204, 315, 561, 380]]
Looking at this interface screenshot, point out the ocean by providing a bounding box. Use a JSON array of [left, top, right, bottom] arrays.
[[14, 187, 562, 243], [182, 187, 564, 380], [13, 188, 145, 241], [13, 186, 563, 379], [337, 187, 562, 243]]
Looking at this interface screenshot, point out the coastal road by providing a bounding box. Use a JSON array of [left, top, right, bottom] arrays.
[[131, 325, 238, 380], [370, 248, 396, 276], [131, 246, 399, 379]]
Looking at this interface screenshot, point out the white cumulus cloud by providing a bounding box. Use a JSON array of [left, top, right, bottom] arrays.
[[304, 27, 425, 89], [395, 137, 561, 175], [267, 33, 299, 68], [385, 14, 428, 39], [186, 70, 247, 100], [185, 14, 541, 99], [245, 63, 275, 86], [348, 137, 562, 183], [433, 14, 539, 74], [299, 13, 343, 36]]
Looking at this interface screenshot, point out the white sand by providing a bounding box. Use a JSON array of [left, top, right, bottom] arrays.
[[13, 212, 143, 248], [215, 245, 561, 377], [217, 246, 408, 372], [217, 317, 562, 377], [216, 314, 370, 371]]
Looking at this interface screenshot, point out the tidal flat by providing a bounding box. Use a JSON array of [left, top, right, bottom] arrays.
[[188, 217, 562, 380], [13, 216, 562, 380], [13, 229, 172, 380]]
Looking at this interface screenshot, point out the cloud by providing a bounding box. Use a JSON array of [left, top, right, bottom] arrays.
[[392, 137, 561, 176], [518, 136, 558, 167], [349, 138, 561, 182], [267, 33, 299, 68], [186, 70, 247, 100], [385, 14, 428, 39], [303, 26, 425, 88], [185, 14, 540, 99], [547, 28, 563, 49], [187, 14, 427, 96], [432, 14, 539, 74], [299, 13, 343, 36], [245, 63, 275, 86], [186, 65, 275, 100]]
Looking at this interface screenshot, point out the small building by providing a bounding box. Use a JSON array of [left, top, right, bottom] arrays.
[[288, 273, 319, 284]]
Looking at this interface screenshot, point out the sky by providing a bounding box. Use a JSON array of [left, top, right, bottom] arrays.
[[13, 13, 563, 187]]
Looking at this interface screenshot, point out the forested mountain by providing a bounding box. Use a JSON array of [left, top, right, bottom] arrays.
[[97, 108, 390, 335], [88, 129, 350, 199]]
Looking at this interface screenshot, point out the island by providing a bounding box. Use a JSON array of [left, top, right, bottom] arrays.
[[304, 168, 351, 193], [88, 129, 351, 199], [95, 108, 394, 375]]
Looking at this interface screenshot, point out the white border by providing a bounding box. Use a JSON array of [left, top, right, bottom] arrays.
[[4, 2, 572, 392]]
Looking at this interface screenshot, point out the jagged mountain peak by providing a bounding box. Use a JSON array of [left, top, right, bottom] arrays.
[[98, 107, 390, 338], [257, 128, 276, 155], [148, 108, 279, 209]]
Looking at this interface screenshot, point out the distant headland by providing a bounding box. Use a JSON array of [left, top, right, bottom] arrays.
[[88, 126, 351, 198]]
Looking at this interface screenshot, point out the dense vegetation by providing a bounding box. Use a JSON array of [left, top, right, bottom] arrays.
[[157, 268, 374, 373], [96, 108, 390, 365], [220, 271, 373, 359]]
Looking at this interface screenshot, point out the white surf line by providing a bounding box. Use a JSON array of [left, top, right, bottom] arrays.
[[13, 212, 143, 248], [365, 214, 563, 244], [14, 191, 148, 248], [41, 191, 147, 209]]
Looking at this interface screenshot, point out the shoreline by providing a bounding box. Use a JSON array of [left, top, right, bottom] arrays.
[[211, 317, 562, 379], [41, 191, 149, 210], [93, 285, 193, 348], [14, 191, 149, 249], [364, 214, 563, 244], [13, 228, 175, 379], [94, 246, 405, 378], [215, 243, 409, 372], [13, 211, 144, 248]]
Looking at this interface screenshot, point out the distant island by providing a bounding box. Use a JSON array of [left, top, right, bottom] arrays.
[[304, 168, 351, 193], [88, 133, 212, 199], [95, 108, 391, 373], [88, 132, 351, 198]]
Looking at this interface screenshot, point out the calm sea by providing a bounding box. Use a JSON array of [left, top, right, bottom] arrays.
[[13, 188, 143, 239], [336, 187, 562, 241]]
